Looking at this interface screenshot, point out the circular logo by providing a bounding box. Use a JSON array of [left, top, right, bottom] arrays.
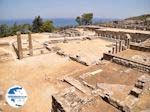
[[5, 85, 28, 108]]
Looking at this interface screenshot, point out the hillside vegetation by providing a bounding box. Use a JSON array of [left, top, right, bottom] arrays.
[[125, 14, 150, 21]]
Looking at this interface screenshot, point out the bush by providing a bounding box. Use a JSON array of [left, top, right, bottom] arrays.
[[41, 20, 54, 32]]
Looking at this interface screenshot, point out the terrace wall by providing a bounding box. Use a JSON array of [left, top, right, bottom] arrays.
[[103, 53, 150, 73]]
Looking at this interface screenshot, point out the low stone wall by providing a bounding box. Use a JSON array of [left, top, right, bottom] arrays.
[[51, 96, 66, 112], [0, 91, 3, 100], [103, 53, 115, 60], [130, 33, 150, 42], [56, 50, 67, 57], [103, 53, 150, 73], [130, 44, 150, 52], [97, 35, 117, 43], [50, 38, 83, 44], [51, 87, 94, 112], [0, 42, 10, 46], [112, 57, 150, 73], [102, 94, 130, 112], [69, 55, 89, 66], [56, 51, 97, 66], [48, 36, 100, 44]]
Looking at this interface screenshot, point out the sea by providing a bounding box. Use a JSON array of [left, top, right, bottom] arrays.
[[0, 18, 115, 28]]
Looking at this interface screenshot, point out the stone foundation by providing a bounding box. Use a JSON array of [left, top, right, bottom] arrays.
[[130, 44, 150, 52], [112, 57, 150, 73], [103, 53, 150, 73]]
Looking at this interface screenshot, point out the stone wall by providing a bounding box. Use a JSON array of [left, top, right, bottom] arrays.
[[95, 30, 150, 42], [0, 90, 3, 100], [112, 57, 150, 73], [0, 42, 10, 46], [130, 44, 150, 52], [130, 33, 150, 42], [101, 94, 130, 112], [51, 96, 66, 112], [103, 53, 150, 73], [103, 53, 115, 60], [12, 42, 20, 59]]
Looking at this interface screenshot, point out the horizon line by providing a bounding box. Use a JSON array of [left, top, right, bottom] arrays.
[[0, 17, 121, 21]]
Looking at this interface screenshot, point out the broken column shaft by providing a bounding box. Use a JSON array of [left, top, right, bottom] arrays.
[[115, 41, 118, 53], [17, 32, 23, 59], [125, 34, 131, 49], [28, 31, 33, 56], [119, 40, 122, 52], [112, 46, 115, 54], [127, 38, 130, 49]]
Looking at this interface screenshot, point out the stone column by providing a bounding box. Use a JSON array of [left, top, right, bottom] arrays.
[[100, 32, 102, 37], [111, 35, 114, 41], [112, 46, 115, 54], [17, 32, 23, 59], [119, 40, 122, 52], [101, 32, 103, 38], [126, 34, 131, 49], [127, 38, 131, 49], [28, 31, 33, 56], [114, 35, 117, 41], [103, 32, 105, 38], [125, 38, 128, 47], [115, 41, 118, 53], [118, 35, 121, 40]]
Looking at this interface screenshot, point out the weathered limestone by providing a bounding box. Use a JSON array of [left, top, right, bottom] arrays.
[[112, 57, 150, 73], [63, 76, 91, 95], [51, 87, 94, 112], [119, 40, 122, 52], [126, 34, 131, 49], [112, 46, 115, 54], [130, 43, 150, 52], [101, 94, 131, 112], [51, 87, 77, 112], [63, 37, 68, 43], [80, 69, 102, 79], [69, 55, 89, 66], [40, 50, 44, 54], [56, 50, 67, 56], [16, 31, 34, 59], [130, 87, 142, 97], [17, 32, 23, 59], [103, 53, 150, 73], [135, 75, 149, 89], [28, 31, 33, 56], [115, 41, 118, 53], [122, 45, 127, 51], [96, 31, 131, 55], [0, 89, 3, 100], [123, 75, 150, 109]]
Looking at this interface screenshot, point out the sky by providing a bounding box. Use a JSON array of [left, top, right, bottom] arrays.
[[0, 0, 150, 20]]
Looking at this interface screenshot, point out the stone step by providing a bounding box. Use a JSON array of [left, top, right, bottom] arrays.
[[122, 95, 138, 109], [130, 87, 142, 98], [63, 77, 91, 95]]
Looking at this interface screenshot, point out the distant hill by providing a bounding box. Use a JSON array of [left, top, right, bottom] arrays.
[[98, 14, 150, 31], [125, 14, 150, 21]]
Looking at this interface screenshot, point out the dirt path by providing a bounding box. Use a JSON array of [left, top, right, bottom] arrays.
[[0, 53, 86, 112]]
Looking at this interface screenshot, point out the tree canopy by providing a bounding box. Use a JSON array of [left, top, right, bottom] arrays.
[[41, 20, 54, 32], [0, 24, 9, 37], [0, 23, 32, 37], [32, 16, 55, 33], [32, 16, 43, 33], [0, 15, 55, 38], [76, 13, 93, 25], [75, 16, 82, 26]]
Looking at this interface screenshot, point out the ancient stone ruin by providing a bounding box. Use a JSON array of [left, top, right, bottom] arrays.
[[0, 25, 150, 112]]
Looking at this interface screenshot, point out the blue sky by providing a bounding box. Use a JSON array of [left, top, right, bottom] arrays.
[[0, 0, 150, 20]]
